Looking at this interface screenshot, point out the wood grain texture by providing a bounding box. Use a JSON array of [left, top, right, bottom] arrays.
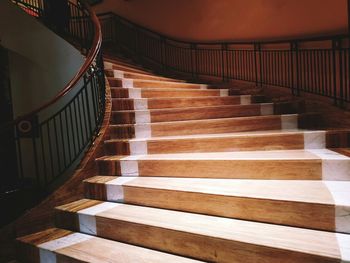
[[55, 201, 345, 263], [104, 140, 131, 155], [111, 95, 265, 111], [131, 79, 204, 89], [16, 228, 72, 263], [146, 96, 246, 108], [108, 115, 287, 139], [55, 236, 202, 263], [111, 99, 135, 111], [84, 176, 115, 200], [55, 199, 103, 232], [147, 134, 304, 154], [106, 70, 184, 82], [84, 177, 338, 231], [108, 124, 136, 139], [149, 115, 283, 137], [109, 63, 154, 75], [96, 151, 322, 179], [104, 132, 306, 155], [150, 104, 262, 123], [104, 57, 153, 73], [16, 228, 202, 263], [110, 101, 304, 125], [110, 88, 130, 98], [138, 159, 320, 179], [110, 87, 222, 98], [111, 110, 136, 124]]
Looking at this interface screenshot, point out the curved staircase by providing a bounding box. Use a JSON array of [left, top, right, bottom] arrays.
[[16, 57, 350, 262]]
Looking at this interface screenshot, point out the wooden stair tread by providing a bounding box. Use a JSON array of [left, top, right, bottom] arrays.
[[105, 128, 321, 141], [85, 176, 349, 206], [96, 149, 323, 161], [104, 61, 154, 75], [95, 149, 350, 180], [84, 176, 350, 232], [112, 95, 256, 100], [17, 228, 200, 262], [112, 101, 290, 113], [55, 200, 350, 262], [111, 87, 222, 92], [104, 128, 350, 156], [105, 63, 153, 75], [110, 87, 228, 98], [105, 69, 185, 82], [110, 101, 305, 124], [105, 128, 350, 142], [108, 76, 202, 86], [107, 115, 299, 139], [109, 113, 297, 126], [111, 95, 265, 110], [104, 58, 151, 71], [108, 77, 208, 89]]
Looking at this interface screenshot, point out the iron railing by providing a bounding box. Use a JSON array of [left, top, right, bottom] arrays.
[[0, 0, 104, 212], [99, 12, 350, 107]]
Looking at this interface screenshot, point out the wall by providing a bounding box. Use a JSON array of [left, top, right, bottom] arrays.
[[93, 0, 348, 42], [0, 0, 84, 117], [0, 1, 90, 197]]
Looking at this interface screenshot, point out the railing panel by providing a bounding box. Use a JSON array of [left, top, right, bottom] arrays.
[[1, 0, 104, 204], [98, 12, 350, 105]]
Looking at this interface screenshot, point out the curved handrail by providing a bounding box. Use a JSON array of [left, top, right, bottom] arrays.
[[9, 0, 102, 126]]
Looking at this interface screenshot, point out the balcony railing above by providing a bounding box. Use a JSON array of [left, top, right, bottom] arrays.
[[99, 12, 350, 108]]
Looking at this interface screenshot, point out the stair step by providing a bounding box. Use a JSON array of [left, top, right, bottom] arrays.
[[55, 199, 350, 263], [104, 61, 154, 75], [107, 113, 318, 139], [84, 176, 350, 233], [108, 77, 209, 89], [105, 69, 185, 82], [16, 228, 200, 262], [103, 129, 348, 155], [110, 87, 229, 98], [95, 149, 350, 180], [111, 95, 264, 110], [110, 101, 305, 124], [104, 57, 150, 71]]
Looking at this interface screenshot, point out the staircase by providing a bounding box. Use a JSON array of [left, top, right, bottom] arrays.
[[16, 57, 350, 262]]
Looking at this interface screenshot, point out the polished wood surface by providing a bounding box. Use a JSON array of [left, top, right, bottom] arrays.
[[96, 150, 322, 179], [55, 200, 348, 263], [108, 115, 285, 138], [83, 176, 347, 231], [110, 101, 304, 125], [104, 131, 306, 155], [110, 87, 224, 98], [13, 57, 350, 263], [17, 228, 201, 263]]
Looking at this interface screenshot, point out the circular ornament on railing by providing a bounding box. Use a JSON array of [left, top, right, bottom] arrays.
[[18, 120, 32, 134]]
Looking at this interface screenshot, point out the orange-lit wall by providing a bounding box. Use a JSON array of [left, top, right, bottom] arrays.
[[93, 0, 348, 42]]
